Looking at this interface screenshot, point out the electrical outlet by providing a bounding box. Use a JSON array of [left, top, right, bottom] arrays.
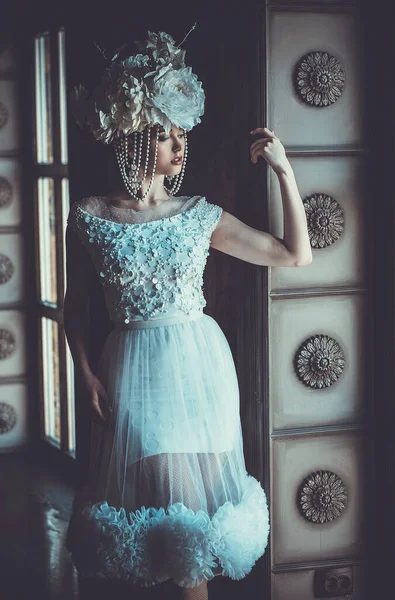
[[314, 566, 354, 598]]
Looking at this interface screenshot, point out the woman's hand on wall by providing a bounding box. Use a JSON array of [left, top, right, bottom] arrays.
[[250, 127, 290, 175]]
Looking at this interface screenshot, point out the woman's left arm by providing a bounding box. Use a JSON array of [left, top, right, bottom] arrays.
[[210, 127, 313, 267]]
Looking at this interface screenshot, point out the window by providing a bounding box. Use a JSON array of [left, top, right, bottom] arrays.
[[33, 28, 75, 456]]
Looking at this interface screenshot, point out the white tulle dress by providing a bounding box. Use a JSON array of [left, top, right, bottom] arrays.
[[65, 195, 269, 588]]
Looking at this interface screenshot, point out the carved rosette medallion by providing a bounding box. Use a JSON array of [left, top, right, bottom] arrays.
[[294, 51, 345, 107], [298, 470, 348, 523], [0, 102, 8, 129], [0, 402, 17, 433], [294, 334, 345, 388], [0, 328, 16, 359], [0, 176, 13, 208], [0, 253, 14, 284], [303, 193, 344, 248]]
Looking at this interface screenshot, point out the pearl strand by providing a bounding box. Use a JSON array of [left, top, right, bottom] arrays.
[[126, 132, 141, 191], [137, 127, 158, 202], [130, 127, 159, 202], [136, 130, 143, 173], [164, 130, 188, 195], [140, 127, 151, 186], [116, 127, 182, 202], [114, 136, 142, 200], [133, 131, 138, 163], [113, 129, 152, 201], [114, 137, 137, 198]]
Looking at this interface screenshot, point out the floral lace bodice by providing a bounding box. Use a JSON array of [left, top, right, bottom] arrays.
[[67, 195, 223, 323]]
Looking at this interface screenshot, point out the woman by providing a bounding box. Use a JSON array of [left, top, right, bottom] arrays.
[[64, 28, 312, 600]]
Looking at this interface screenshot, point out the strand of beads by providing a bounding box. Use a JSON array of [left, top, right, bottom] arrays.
[[140, 127, 151, 187], [137, 131, 143, 173], [125, 131, 142, 193], [164, 130, 188, 196], [114, 128, 159, 201], [126, 132, 140, 192], [132, 127, 157, 202], [114, 136, 133, 195]]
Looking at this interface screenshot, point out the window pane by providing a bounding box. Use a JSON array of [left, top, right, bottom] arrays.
[[61, 179, 76, 456], [61, 177, 70, 290], [34, 33, 54, 164], [41, 317, 61, 444], [58, 29, 68, 165], [37, 177, 57, 305]]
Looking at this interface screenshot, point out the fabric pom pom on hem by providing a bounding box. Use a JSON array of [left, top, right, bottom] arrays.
[[66, 474, 270, 589]]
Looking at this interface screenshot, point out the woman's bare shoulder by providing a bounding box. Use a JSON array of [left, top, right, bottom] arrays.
[[73, 196, 105, 215]]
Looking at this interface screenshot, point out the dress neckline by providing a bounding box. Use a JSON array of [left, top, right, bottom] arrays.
[[75, 196, 204, 227], [107, 196, 187, 212]]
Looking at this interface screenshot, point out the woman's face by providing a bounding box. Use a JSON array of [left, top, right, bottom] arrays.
[[133, 124, 186, 179]]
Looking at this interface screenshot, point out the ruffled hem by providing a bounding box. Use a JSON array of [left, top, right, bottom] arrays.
[[66, 474, 270, 588]]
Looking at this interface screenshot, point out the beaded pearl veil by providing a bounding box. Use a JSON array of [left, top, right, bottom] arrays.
[[113, 125, 189, 202]]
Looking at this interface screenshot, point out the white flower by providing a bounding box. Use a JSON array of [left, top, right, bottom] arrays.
[[122, 54, 151, 73], [92, 110, 117, 143], [142, 31, 186, 73], [113, 75, 150, 134], [147, 66, 205, 134]]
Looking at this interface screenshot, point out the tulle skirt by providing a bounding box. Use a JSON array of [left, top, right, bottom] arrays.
[[66, 309, 270, 588]]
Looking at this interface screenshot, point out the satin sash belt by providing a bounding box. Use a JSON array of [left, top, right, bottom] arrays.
[[112, 309, 204, 330]]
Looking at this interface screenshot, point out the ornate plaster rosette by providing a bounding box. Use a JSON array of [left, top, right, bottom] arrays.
[[0, 176, 13, 208], [294, 51, 345, 107], [294, 334, 346, 389], [0, 101, 8, 129], [0, 328, 16, 359], [0, 402, 17, 434], [303, 193, 344, 248], [298, 470, 348, 523], [0, 253, 14, 284]]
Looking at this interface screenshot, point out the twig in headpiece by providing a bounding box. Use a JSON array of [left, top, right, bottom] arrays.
[[93, 40, 108, 61], [176, 22, 198, 48]]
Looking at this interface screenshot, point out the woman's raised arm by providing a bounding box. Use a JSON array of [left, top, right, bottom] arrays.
[[211, 127, 312, 267]]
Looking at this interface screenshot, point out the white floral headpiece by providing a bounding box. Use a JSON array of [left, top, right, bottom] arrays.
[[71, 26, 205, 144]]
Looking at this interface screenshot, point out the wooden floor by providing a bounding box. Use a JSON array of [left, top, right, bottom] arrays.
[[0, 451, 247, 600]]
